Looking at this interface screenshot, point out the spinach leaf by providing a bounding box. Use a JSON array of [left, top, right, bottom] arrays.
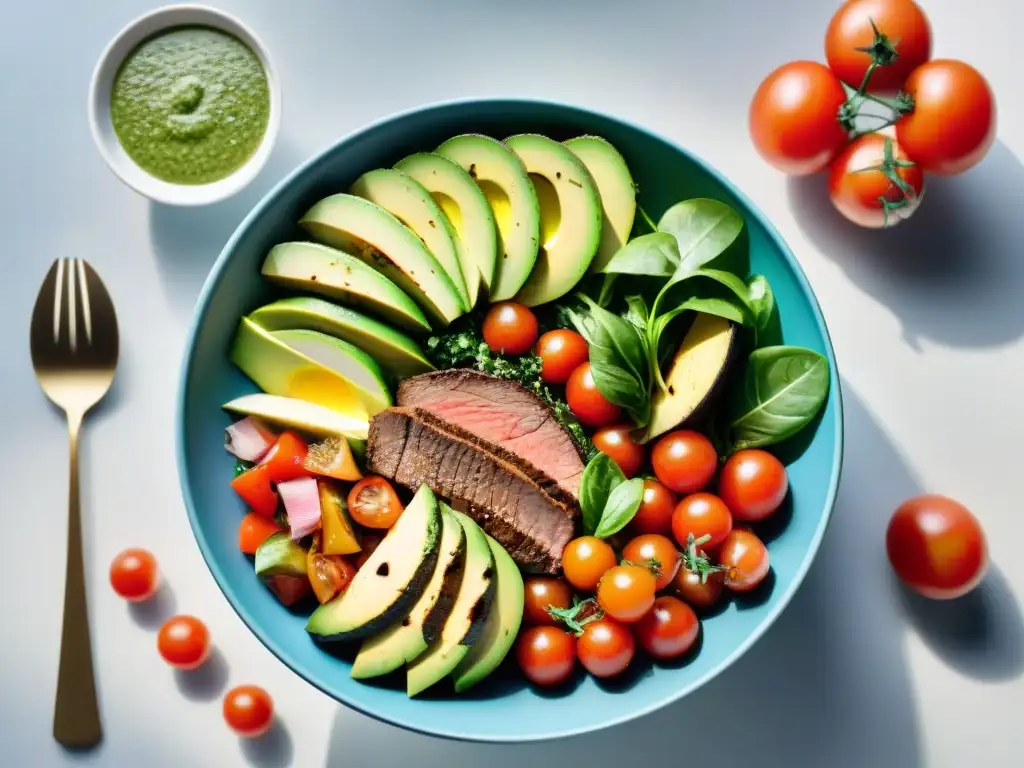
[[579, 454, 626, 536], [624, 295, 649, 333], [746, 274, 776, 347], [689, 268, 755, 315], [600, 232, 679, 277], [657, 199, 745, 278], [648, 297, 748, 376], [594, 478, 646, 539], [728, 345, 830, 450], [578, 295, 649, 383]]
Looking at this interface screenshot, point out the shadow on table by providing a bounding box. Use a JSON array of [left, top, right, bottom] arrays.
[[323, 386, 927, 768], [240, 720, 294, 768]]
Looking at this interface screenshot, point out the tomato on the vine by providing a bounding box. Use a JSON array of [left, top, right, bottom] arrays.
[[482, 302, 539, 356], [673, 567, 726, 611], [157, 615, 211, 670], [828, 133, 924, 229], [597, 564, 657, 623], [578, 618, 635, 678], [629, 479, 677, 535], [523, 577, 573, 626], [562, 536, 617, 592], [635, 596, 700, 660], [592, 425, 645, 478], [622, 534, 680, 591], [535, 329, 588, 384], [110, 548, 159, 602], [223, 685, 274, 738], [516, 626, 577, 686], [718, 530, 771, 592], [652, 430, 718, 494], [566, 363, 622, 427], [718, 450, 789, 523], [347, 476, 404, 529], [672, 493, 733, 552]]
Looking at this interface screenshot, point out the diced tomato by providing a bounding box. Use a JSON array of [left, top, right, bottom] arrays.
[[230, 464, 279, 518], [260, 432, 311, 483], [307, 552, 357, 604], [264, 574, 312, 606], [238, 513, 282, 555]]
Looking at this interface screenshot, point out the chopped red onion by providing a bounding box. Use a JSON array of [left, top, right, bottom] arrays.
[[225, 417, 276, 463], [278, 477, 322, 540]]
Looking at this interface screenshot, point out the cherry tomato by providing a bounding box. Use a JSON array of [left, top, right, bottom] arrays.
[[828, 133, 924, 229], [354, 533, 383, 570], [260, 431, 311, 483], [719, 450, 789, 522], [651, 430, 718, 494], [718, 530, 771, 592], [347, 476, 404, 529], [307, 552, 357, 604], [515, 626, 577, 686], [672, 493, 733, 552], [566, 363, 622, 427], [749, 61, 849, 175], [562, 536, 617, 592], [109, 548, 159, 602], [629, 479, 677, 535], [535, 329, 589, 384], [578, 618, 635, 678], [673, 567, 726, 611], [635, 596, 700, 660], [157, 615, 211, 670], [897, 59, 996, 176], [592, 425, 645, 478], [886, 494, 988, 599], [223, 685, 274, 738], [524, 577, 573, 626], [825, 0, 932, 91], [597, 564, 657, 623], [483, 302, 539, 356], [230, 463, 279, 518], [622, 534, 680, 591]]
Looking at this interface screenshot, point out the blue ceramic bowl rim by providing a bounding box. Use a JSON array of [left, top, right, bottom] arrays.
[[176, 96, 845, 743]]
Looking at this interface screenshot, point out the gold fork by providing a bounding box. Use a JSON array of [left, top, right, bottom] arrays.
[[30, 258, 119, 749]]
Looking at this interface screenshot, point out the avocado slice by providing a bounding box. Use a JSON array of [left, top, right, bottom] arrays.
[[306, 484, 441, 642], [249, 297, 433, 379], [406, 508, 496, 697], [504, 134, 603, 307], [436, 134, 540, 302], [645, 313, 741, 441], [221, 394, 369, 458], [564, 136, 637, 273], [350, 168, 471, 311], [395, 152, 497, 305], [260, 241, 430, 334], [300, 194, 464, 328], [452, 534, 525, 692], [255, 532, 308, 578], [350, 505, 467, 679], [318, 479, 362, 556]]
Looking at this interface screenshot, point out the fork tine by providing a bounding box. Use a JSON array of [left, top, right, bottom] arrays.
[[76, 258, 92, 347], [53, 258, 65, 346]]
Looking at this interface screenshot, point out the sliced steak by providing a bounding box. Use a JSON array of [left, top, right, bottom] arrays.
[[367, 407, 576, 574], [396, 369, 585, 498]]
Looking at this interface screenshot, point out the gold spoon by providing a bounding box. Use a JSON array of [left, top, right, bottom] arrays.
[[30, 258, 119, 749]]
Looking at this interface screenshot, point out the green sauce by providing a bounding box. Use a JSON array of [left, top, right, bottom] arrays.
[[110, 26, 270, 185]]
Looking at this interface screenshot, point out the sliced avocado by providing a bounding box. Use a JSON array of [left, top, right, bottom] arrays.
[[436, 134, 540, 301], [452, 534, 525, 692], [221, 394, 369, 456], [395, 152, 497, 304], [300, 194, 464, 328], [645, 313, 741, 441], [564, 136, 637, 273], [260, 241, 430, 333], [350, 168, 471, 310], [306, 485, 442, 642], [350, 505, 467, 679], [255, 532, 308, 578], [318, 479, 362, 556], [406, 508, 496, 697], [504, 134, 602, 307], [250, 297, 433, 379]]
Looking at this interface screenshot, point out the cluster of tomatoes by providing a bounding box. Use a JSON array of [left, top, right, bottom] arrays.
[[516, 429, 790, 686], [750, 0, 996, 228]]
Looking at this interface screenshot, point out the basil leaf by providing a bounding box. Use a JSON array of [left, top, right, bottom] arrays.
[[657, 199, 745, 279], [600, 232, 680, 277], [728, 346, 830, 450], [579, 454, 626, 536], [589, 352, 651, 427], [624, 295, 649, 333], [594, 477, 646, 539], [746, 274, 777, 347], [578, 295, 649, 384]]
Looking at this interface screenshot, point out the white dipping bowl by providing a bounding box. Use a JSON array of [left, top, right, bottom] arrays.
[[88, 4, 281, 206]]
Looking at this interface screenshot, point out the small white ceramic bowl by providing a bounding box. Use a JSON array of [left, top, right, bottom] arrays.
[[88, 4, 282, 206]]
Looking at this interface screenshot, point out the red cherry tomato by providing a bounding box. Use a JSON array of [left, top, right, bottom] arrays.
[[230, 463, 279, 518], [673, 567, 726, 611], [523, 577, 573, 626], [886, 494, 988, 599], [109, 548, 159, 602], [260, 431, 312, 483], [566, 363, 622, 427], [535, 329, 589, 384], [223, 685, 274, 738], [592, 425, 645, 478], [577, 618, 635, 678], [651, 430, 718, 494], [483, 302, 539, 355], [515, 626, 577, 686], [718, 530, 771, 592], [672, 493, 733, 552], [622, 534, 680, 591], [157, 615, 211, 670], [719, 450, 789, 522], [629, 479, 677, 535], [635, 596, 700, 660], [597, 564, 657, 623], [749, 61, 849, 175], [347, 476, 404, 529], [562, 536, 617, 592], [828, 133, 924, 229]]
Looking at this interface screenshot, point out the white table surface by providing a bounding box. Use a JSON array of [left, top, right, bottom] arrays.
[[3, 1, 1022, 766]]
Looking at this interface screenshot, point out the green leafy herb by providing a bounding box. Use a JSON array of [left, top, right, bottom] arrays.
[[746, 274, 776, 347], [593, 477, 645, 538], [624, 295, 649, 332], [657, 198, 746, 279], [233, 459, 253, 477], [600, 232, 680, 277], [579, 453, 627, 536]]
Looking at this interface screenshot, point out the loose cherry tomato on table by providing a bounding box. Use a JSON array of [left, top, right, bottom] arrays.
[[635, 596, 700, 660], [110, 548, 159, 602], [597, 564, 657, 623], [672, 493, 733, 552], [828, 133, 925, 229], [260, 432, 311, 483], [629, 479, 677, 536], [673, 566, 727, 611], [651, 430, 718, 494], [535, 329, 589, 384], [562, 536, 617, 592], [223, 685, 274, 738], [516, 626, 577, 687], [749, 61, 849, 175], [718, 530, 771, 592], [718, 449, 789, 522], [566, 363, 622, 427], [896, 59, 996, 176], [157, 615, 211, 670], [483, 302, 539, 356], [230, 463, 279, 518], [622, 534, 680, 591], [578, 618, 635, 678], [886, 494, 988, 599], [347, 476, 404, 529], [825, 0, 932, 92], [592, 425, 645, 478], [523, 577, 573, 626]]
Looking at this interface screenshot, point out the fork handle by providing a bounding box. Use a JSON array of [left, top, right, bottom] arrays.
[[53, 414, 102, 749]]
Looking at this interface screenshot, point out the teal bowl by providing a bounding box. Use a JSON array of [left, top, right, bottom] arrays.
[[177, 98, 843, 743]]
